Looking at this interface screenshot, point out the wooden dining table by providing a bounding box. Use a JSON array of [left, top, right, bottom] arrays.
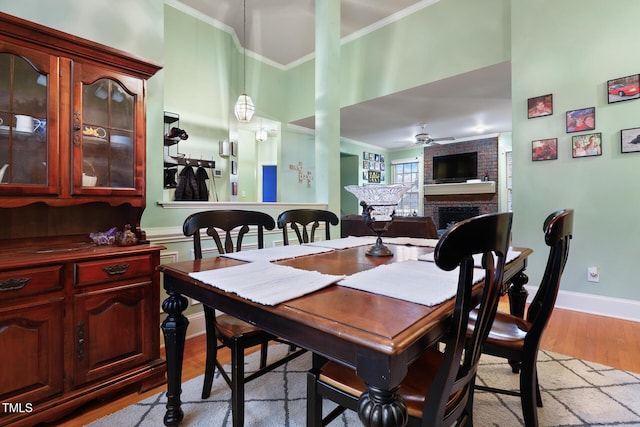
[[159, 242, 532, 427]]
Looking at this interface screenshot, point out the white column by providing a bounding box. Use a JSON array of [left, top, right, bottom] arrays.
[[315, 0, 341, 214]]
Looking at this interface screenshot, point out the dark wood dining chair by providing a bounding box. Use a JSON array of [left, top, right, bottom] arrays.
[[472, 209, 574, 427], [306, 212, 513, 427], [276, 208, 339, 245], [183, 209, 306, 427]]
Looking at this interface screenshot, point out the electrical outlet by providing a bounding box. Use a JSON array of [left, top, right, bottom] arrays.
[[587, 266, 600, 282]]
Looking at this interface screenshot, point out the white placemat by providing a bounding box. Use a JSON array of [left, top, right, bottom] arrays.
[[418, 248, 522, 267], [304, 236, 376, 250], [338, 259, 485, 306], [189, 262, 345, 306], [220, 244, 334, 262]]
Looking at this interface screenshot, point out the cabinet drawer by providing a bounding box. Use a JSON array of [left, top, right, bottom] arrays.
[[75, 254, 153, 287], [0, 265, 63, 299]]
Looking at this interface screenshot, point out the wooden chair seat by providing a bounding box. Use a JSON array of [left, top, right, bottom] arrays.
[[215, 313, 275, 339], [319, 348, 468, 419], [470, 310, 530, 349]]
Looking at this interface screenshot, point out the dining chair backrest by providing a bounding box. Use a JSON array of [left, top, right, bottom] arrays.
[[428, 211, 512, 423], [183, 210, 276, 258], [276, 209, 339, 245], [525, 209, 574, 344]]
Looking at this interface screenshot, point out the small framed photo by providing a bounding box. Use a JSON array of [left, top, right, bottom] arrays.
[[566, 107, 595, 133], [527, 94, 553, 118], [363, 161, 369, 169], [231, 141, 238, 157], [231, 160, 237, 175], [363, 152, 369, 160], [531, 138, 557, 161], [621, 127, 640, 153], [607, 74, 640, 104], [572, 132, 602, 158]]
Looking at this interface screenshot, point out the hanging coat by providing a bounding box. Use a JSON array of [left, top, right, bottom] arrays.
[[195, 166, 209, 201], [175, 165, 198, 200]]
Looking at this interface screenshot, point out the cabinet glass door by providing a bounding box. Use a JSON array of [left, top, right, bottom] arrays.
[[0, 52, 50, 188], [81, 78, 135, 189]]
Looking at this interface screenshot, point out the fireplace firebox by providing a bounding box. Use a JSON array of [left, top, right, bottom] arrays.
[[438, 206, 480, 230]]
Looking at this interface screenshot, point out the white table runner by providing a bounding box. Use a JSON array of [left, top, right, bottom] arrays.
[[382, 237, 440, 247], [189, 262, 345, 306], [304, 236, 376, 250], [338, 259, 485, 307], [220, 244, 334, 262], [418, 247, 522, 267]]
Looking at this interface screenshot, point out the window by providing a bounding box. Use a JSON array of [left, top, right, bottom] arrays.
[[392, 160, 420, 216]]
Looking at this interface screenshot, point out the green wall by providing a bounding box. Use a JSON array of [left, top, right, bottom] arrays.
[[4, 0, 639, 314], [511, 0, 640, 303], [284, 0, 511, 123]]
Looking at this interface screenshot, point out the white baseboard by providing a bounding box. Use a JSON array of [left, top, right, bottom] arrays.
[[527, 286, 640, 323]]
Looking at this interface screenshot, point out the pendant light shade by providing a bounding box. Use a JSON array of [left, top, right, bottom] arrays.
[[235, 0, 254, 123], [234, 94, 255, 122]]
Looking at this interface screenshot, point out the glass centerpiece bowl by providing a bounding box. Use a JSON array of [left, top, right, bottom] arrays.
[[344, 184, 411, 257]]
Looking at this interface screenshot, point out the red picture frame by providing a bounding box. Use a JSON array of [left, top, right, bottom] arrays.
[[532, 138, 557, 161]]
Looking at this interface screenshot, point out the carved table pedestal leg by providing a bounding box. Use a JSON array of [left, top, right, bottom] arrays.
[[161, 290, 189, 427], [358, 384, 408, 427]]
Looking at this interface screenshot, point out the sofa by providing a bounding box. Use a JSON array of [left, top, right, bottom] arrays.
[[340, 215, 438, 239]]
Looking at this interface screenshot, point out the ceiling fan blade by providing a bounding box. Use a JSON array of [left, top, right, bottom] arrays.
[[430, 136, 456, 142]]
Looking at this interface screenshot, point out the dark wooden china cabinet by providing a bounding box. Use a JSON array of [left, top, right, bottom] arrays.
[[0, 13, 164, 426]]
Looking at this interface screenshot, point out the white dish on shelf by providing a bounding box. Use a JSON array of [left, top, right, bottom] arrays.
[[110, 135, 131, 145], [84, 136, 106, 143]]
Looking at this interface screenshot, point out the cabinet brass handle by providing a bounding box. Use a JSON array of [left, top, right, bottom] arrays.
[[0, 277, 31, 291], [77, 322, 85, 360], [103, 263, 130, 275], [73, 111, 81, 145]]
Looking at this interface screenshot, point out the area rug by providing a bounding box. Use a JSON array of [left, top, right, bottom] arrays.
[[88, 344, 640, 426]]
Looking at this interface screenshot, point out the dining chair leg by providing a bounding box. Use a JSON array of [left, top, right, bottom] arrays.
[[231, 338, 245, 427], [520, 358, 539, 427], [306, 369, 323, 427], [535, 369, 542, 407], [259, 341, 268, 369], [201, 305, 217, 399]]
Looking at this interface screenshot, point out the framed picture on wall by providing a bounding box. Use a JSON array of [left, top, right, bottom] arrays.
[[607, 74, 640, 104], [621, 126, 640, 153], [572, 132, 602, 158], [527, 94, 553, 118], [363, 161, 369, 169], [231, 160, 237, 175], [231, 141, 238, 157], [566, 107, 595, 133], [531, 138, 557, 161]]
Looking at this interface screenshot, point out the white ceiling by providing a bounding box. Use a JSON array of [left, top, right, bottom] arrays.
[[175, 0, 512, 149]]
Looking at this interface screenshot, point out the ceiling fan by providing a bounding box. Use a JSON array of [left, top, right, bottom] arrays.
[[414, 123, 455, 146]]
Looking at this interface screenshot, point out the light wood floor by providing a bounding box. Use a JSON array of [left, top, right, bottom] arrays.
[[47, 299, 640, 426]]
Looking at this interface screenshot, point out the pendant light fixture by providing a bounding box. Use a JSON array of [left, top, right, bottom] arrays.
[[234, 0, 255, 123]]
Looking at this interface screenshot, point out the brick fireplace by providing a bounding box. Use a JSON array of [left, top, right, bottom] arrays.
[[424, 137, 498, 232]]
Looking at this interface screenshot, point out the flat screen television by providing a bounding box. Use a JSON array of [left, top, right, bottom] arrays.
[[432, 152, 478, 183]]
